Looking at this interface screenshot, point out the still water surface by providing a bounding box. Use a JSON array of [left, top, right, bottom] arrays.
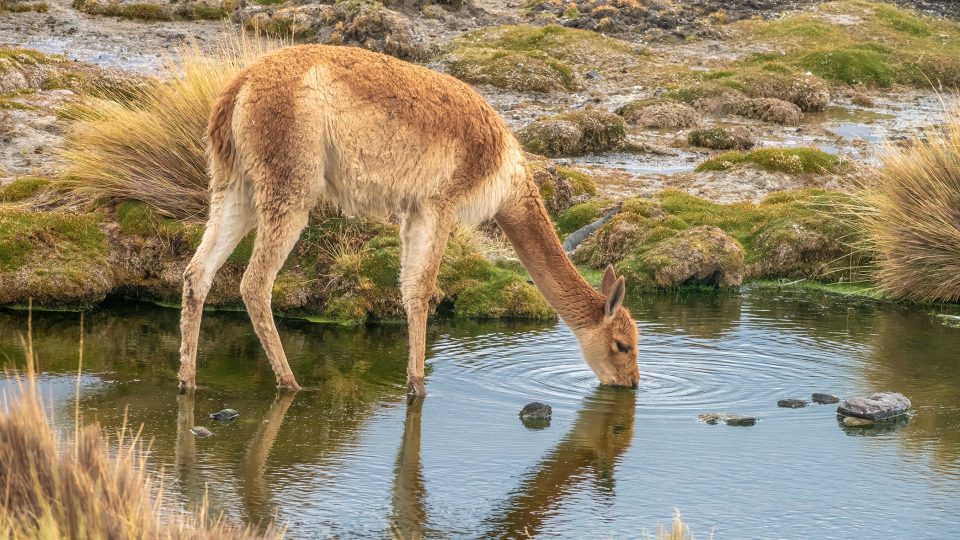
[[1, 288, 959, 539]]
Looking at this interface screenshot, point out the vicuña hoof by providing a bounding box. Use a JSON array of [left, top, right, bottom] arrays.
[[407, 376, 426, 399]]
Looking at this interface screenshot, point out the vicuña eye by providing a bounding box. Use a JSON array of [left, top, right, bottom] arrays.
[[615, 340, 630, 353]]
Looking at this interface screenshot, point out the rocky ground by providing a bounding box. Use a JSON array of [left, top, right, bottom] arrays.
[[1, 0, 959, 311]]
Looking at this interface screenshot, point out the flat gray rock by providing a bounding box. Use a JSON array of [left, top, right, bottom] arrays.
[[837, 392, 911, 420], [190, 426, 213, 438]]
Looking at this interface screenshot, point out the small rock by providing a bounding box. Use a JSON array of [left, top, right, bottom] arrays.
[[698, 412, 757, 426], [811, 393, 840, 404], [777, 399, 808, 408], [520, 402, 552, 421], [585, 71, 602, 80], [724, 415, 757, 426], [190, 427, 213, 438], [698, 412, 721, 425], [210, 408, 239, 422], [842, 416, 875, 427], [837, 392, 911, 420]]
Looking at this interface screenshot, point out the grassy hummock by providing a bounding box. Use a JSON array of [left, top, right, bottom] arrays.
[[443, 24, 642, 92], [695, 147, 847, 175]]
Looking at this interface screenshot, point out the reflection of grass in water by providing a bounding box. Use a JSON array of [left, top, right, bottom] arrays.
[[0, 305, 280, 539]]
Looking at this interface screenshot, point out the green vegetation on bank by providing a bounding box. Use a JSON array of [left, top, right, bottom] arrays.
[[565, 189, 865, 290], [734, 1, 960, 88], [444, 24, 643, 92], [696, 147, 847, 175], [0, 0, 48, 12], [0, 177, 50, 203], [71, 0, 231, 21], [517, 109, 627, 157]]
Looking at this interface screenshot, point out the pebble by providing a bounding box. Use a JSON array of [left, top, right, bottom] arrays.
[[777, 399, 808, 408], [698, 412, 757, 427], [190, 426, 213, 438], [520, 402, 552, 421], [210, 408, 240, 422], [811, 393, 840, 404]]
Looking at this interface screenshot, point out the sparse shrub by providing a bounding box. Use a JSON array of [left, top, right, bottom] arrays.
[[59, 35, 279, 219], [858, 110, 960, 301]]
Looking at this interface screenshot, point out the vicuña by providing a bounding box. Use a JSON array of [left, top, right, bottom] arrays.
[[178, 45, 639, 396]]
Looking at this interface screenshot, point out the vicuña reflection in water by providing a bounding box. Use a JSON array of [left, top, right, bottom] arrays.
[[387, 387, 636, 539], [483, 387, 637, 539]]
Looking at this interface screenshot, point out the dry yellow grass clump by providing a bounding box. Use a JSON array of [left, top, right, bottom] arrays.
[[0, 310, 282, 539], [60, 35, 279, 220], [860, 107, 960, 302]]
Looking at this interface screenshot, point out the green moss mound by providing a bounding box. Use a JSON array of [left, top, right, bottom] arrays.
[[444, 24, 640, 92], [695, 148, 847, 175], [0, 177, 50, 203], [517, 109, 626, 157], [572, 189, 864, 289], [687, 127, 754, 150]]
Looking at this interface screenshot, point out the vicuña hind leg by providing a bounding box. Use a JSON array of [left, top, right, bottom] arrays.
[[400, 205, 453, 398], [240, 206, 310, 391], [179, 184, 255, 389]]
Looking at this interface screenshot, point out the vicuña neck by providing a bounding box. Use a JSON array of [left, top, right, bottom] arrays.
[[495, 176, 605, 330]]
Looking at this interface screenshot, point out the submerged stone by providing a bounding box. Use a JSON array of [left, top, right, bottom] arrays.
[[698, 412, 757, 426], [842, 416, 875, 427], [811, 393, 840, 405], [210, 409, 239, 422], [777, 399, 808, 408], [837, 392, 911, 420], [190, 426, 213, 438]]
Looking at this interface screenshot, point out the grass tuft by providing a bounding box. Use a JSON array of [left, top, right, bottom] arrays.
[[857, 108, 960, 302], [0, 309, 282, 538], [59, 34, 280, 219]]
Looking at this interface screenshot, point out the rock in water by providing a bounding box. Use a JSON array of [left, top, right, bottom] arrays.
[[842, 416, 875, 427], [210, 409, 240, 422], [190, 427, 213, 438], [812, 393, 840, 404], [777, 399, 808, 408], [723, 415, 757, 427], [837, 392, 911, 420], [520, 402, 552, 421], [698, 412, 757, 426]]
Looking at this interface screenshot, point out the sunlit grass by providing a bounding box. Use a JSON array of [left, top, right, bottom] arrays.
[[59, 33, 280, 220]]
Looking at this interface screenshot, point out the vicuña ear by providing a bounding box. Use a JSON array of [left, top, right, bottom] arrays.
[[604, 276, 626, 319], [601, 264, 617, 296]]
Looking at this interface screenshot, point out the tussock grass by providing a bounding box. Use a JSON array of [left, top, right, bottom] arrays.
[[0, 306, 282, 539], [696, 147, 847, 175], [857, 108, 960, 302], [60, 34, 280, 220]]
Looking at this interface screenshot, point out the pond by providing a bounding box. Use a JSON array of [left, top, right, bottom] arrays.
[[1, 288, 959, 538]]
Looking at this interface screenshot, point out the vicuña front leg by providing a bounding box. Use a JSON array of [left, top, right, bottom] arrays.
[[400, 206, 453, 398], [240, 206, 310, 391]]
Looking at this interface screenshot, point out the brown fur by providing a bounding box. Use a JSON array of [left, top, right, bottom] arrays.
[[178, 45, 639, 396]]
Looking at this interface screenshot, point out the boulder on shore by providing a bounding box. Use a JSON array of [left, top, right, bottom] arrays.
[[836, 392, 911, 420]]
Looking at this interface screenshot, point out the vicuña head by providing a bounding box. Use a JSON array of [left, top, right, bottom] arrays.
[[177, 44, 640, 397]]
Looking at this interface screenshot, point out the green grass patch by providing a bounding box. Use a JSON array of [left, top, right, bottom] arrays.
[[696, 147, 846, 175], [0, 177, 50, 203], [733, 1, 960, 88], [0, 210, 106, 271]]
